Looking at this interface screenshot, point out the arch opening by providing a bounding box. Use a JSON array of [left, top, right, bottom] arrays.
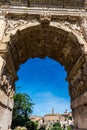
[[15, 57, 71, 116]]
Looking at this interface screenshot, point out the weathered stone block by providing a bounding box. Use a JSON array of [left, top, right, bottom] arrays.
[[0, 106, 12, 130], [71, 91, 87, 109], [0, 17, 6, 41], [0, 90, 8, 107], [8, 98, 14, 110]]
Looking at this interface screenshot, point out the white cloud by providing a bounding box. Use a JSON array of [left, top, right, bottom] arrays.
[[32, 92, 71, 116]]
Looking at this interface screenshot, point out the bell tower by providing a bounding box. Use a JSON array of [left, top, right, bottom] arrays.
[[52, 108, 54, 114]]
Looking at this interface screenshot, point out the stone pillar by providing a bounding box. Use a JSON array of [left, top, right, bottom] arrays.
[[68, 56, 87, 130], [0, 15, 6, 41], [71, 92, 87, 130], [0, 91, 13, 130], [0, 56, 14, 130]]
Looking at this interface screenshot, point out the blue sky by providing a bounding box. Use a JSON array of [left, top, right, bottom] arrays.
[[15, 57, 71, 116]]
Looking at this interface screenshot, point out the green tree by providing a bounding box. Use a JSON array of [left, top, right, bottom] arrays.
[[67, 126, 72, 130], [38, 125, 46, 130], [11, 93, 34, 130], [68, 116, 72, 120], [49, 122, 62, 130], [53, 122, 61, 127]]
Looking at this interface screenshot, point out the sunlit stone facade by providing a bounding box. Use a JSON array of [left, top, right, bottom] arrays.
[[0, 1, 87, 129]]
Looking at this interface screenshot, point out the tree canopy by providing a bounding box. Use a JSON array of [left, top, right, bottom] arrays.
[[49, 122, 62, 130], [11, 93, 34, 129]]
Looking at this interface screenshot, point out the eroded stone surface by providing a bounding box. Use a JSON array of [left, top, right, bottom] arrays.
[[0, 16, 6, 41], [0, 0, 87, 9]]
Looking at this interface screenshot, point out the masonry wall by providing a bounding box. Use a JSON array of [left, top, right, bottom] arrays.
[[0, 0, 86, 9], [0, 90, 13, 130], [30, 0, 85, 8]]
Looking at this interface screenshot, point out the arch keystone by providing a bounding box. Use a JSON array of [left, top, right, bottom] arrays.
[[40, 13, 51, 27]]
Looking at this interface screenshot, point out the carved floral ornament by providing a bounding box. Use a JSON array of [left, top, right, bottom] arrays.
[[40, 13, 51, 27]]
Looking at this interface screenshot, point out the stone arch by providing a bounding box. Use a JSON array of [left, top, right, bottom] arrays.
[[0, 15, 87, 130]]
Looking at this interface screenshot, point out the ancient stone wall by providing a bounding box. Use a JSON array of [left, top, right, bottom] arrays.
[[0, 8, 87, 130], [0, 0, 87, 9], [0, 56, 14, 129], [0, 90, 13, 129], [30, 0, 85, 8]]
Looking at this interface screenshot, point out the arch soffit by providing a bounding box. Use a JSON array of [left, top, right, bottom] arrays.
[[6, 21, 86, 47], [4, 21, 86, 77]]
